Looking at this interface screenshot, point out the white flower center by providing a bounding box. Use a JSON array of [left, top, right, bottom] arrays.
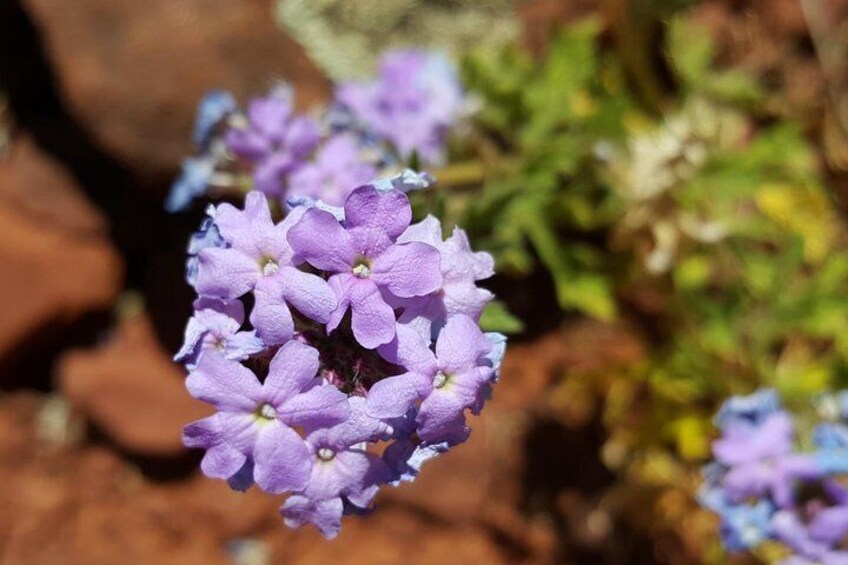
[[257, 404, 277, 420], [317, 447, 336, 461], [352, 263, 371, 278], [261, 257, 279, 276], [432, 371, 448, 389]]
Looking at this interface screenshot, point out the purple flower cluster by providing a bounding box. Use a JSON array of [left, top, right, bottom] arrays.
[[336, 50, 466, 167], [166, 50, 466, 213], [177, 178, 504, 538], [700, 389, 848, 563]]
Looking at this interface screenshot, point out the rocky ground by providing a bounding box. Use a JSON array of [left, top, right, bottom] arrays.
[[0, 0, 831, 563]]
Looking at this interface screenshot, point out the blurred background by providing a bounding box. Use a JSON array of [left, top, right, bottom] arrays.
[[1, 0, 847, 563]]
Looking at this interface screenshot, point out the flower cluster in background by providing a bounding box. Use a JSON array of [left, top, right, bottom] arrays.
[[166, 49, 466, 213], [175, 176, 504, 537], [700, 389, 848, 563]]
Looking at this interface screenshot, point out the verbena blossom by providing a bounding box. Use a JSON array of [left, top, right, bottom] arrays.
[[393, 215, 494, 340], [287, 185, 443, 349], [225, 86, 321, 197], [700, 389, 848, 563], [288, 134, 378, 207], [194, 192, 336, 345], [174, 297, 263, 369], [178, 174, 505, 538], [336, 49, 466, 166], [183, 340, 350, 493], [167, 50, 464, 214]]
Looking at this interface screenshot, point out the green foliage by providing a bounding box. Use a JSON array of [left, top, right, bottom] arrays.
[[460, 19, 635, 319], [454, 11, 848, 557], [479, 300, 525, 334]]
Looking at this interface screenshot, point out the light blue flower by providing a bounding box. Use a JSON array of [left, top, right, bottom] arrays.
[[166, 155, 216, 213], [194, 90, 237, 149], [714, 388, 781, 431], [720, 500, 775, 552]]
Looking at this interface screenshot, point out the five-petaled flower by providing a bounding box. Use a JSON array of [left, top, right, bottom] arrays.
[[183, 341, 350, 493], [288, 185, 442, 349]]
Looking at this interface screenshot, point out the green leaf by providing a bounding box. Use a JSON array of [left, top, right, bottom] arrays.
[[479, 300, 525, 334]]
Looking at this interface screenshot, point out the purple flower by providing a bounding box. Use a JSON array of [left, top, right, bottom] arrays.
[[174, 297, 264, 369], [336, 50, 465, 165], [394, 215, 494, 339], [176, 159, 505, 536], [226, 87, 320, 197], [183, 341, 350, 493], [287, 185, 442, 349], [280, 398, 391, 538], [195, 192, 336, 344], [288, 134, 378, 207], [368, 315, 493, 443], [773, 481, 848, 563], [186, 205, 227, 286], [373, 407, 447, 484], [713, 411, 819, 507]]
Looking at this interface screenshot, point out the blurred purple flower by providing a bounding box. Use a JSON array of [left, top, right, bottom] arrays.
[[166, 155, 216, 213], [226, 87, 320, 197], [288, 134, 378, 207], [336, 50, 465, 165], [713, 411, 819, 507]]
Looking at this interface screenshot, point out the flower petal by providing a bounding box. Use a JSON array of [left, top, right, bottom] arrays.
[[371, 242, 442, 298], [377, 323, 437, 375], [265, 340, 321, 404], [214, 192, 273, 247], [287, 208, 355, 272], [253, 423, 312, 493], [344, 185, 412, 238], [200, 443, 248, 480], [280, 495, 344, 539], [349, 280, 396, 349], [366, 372, 431, 418], [278, 267, 337, 324], [416, 392, 471, 444], [250, 277, 295, 345], [195, 248, 259, 299], [222, 330, 265, 361], [398, 215, 443, 247], [435, 315, 492, 374], [277, 383, 350, 429], [326, 273, 355, 334], [186, 354, 261, 412]]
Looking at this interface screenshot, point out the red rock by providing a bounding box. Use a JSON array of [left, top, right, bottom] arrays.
[[269, 506, 508, 565], [0, 134, 121, 365], [57, 314, 211, 456], [23, 0, 331, 187], [0, 133, 106, 234], [0, 393, 277, 563]]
